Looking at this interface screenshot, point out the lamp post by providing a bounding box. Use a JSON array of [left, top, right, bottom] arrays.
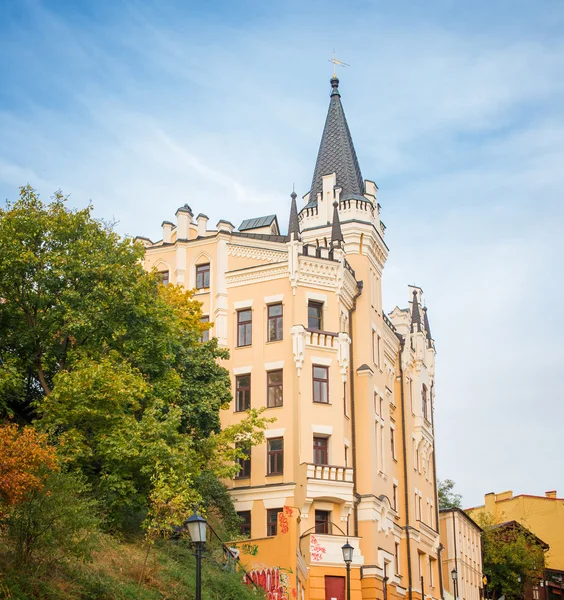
[[186, 511, 207, 600], [342, 540, 354, 600], [451, 569, 458, 600]]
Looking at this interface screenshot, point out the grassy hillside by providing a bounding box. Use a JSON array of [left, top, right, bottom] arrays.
[[0, 535, 265, 600]]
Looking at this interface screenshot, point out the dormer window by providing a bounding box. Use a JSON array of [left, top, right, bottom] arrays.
[[196, 263, 210, 289]]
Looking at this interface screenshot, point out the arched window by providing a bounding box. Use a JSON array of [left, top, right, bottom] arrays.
[[422, 385, 428, 421], [158, 270, 169, 286]]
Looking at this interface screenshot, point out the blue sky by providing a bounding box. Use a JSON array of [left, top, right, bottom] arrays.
[[1, 0, 564, 508]]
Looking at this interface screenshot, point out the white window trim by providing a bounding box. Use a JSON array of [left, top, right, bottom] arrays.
[[311, 356, 332, 366], [265, 428, 285, 439], [311, 424, 333, 435], [264, 360, 284, 370], [233, 366, 252, 375], [234, 299, 254, 310], [264, 294, 284, 304], [307, 291, 328, 304]]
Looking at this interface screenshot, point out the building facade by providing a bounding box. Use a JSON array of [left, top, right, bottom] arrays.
[[137, 77, 441, 600], [439, 509, 483, 600], [467, 490, 564, 571]]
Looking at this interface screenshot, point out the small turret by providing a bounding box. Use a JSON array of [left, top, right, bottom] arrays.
[[330, 201, 344, 248], [411, 289, 422, 333], [287, 190, 300, 241]]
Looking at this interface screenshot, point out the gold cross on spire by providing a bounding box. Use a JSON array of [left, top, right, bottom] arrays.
[[328, 50, 350, 77]]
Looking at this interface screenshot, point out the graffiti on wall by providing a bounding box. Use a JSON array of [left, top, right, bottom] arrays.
[[247, 567, 293, 600], [309, 534, 327, 562]]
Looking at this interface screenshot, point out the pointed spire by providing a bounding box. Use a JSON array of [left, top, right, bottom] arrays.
[[309, 77, 364, 205], [287, 190, 300, 241], [331, 201, 344, 247], [423, 307, 433, 347], [411, 289, 422, 332]]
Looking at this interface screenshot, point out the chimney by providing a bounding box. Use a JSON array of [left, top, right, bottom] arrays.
[[162, 221, 174, 243], [545, 490, 557, 498], [196, 213, 209, 237], [484, 492, 495, 513], [175, 204, 193, 240]]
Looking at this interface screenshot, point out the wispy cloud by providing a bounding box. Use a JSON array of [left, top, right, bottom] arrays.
[[1, 0, 563, 505]]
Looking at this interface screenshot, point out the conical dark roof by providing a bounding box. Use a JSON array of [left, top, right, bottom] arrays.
[[287, 191, 300, 241], [308, 77, 364, 205], [331, 201, 344, 247], [411, 289, 422, 332], [423, 307, 433, 346]]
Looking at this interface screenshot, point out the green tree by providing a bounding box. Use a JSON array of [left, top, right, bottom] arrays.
[[475, 513, 546, 600], [438, 478, 462, 509], [0, 186, 268, 529]]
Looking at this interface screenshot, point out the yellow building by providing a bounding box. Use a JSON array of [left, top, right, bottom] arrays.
[[467, 490, 564, 571], [137, 76, 441, 600], [439, 509, 483, 600]]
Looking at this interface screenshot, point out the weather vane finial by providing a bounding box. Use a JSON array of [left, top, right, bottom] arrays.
[[328, 50, 350, 77]]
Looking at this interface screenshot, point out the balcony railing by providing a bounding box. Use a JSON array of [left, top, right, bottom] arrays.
[[305, 328, 338, 349], [303, 463, 353, 483]]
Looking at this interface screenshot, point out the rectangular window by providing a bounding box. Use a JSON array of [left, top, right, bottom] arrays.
[[238, 510, 251, 536], [267, 508, 281, 537], [393, 484, 398, 511], [159, 270, 169, 286], [429, 557, 435, 587], [374, 392, 379, 416], [308, 301, 323, 330], [237, 309, 252, 347], [196, 263, 210, 289], [199, 315, 209, 343], [267, 437, 284, 475], [313, 437, 328, 465], [422, 384, 428, 421], [315, 510, 330, 534], [235, 374, 251, 412], [267, 370, 283, 408], [235, 445, 251, 479], [313, 365, 329, 403], [344, 445, 349, 467], [390, 427, 396, 459], [267, 303, 283, 342], [395, 542, 401, 574]]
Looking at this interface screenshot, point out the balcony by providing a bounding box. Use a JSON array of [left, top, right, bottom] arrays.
[[305, 328, 338, 349], [301, 533, 364, 567], [304, 463, 353, 483]]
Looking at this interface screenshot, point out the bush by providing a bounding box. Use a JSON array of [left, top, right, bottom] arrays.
[[2, 469, 100, 569]]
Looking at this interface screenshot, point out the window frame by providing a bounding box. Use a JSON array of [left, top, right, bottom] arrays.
[[159, 270, 170, 286], [235, 445, 251, 479], [199, 315, 209, 343], [237, 309, 252, 347], [195, 263, 210, 289], [307, 301, 323, 331], [266, 508, 282, 537], [312, 365, 329, 404], [267, 303, 283, 342], [266, 369, 283, 408], [390, 426, 396, 460], [314, 509, 331, 534], [237, 510, 251, 537], [267, 437, 284, 475], [313, 436, 329, 465], [235, 374, 251, 412]]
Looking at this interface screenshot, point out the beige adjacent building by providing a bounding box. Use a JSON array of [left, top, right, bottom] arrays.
[[440, 509, 483, 600], [137, 76, 442, 600]]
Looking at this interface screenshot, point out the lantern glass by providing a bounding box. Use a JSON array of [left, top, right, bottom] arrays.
[[341, 540, 354, 564], [186, 512, 207, 544], [451, 569, 458, 582]]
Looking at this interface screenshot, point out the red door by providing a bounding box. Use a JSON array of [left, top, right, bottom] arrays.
[[325, 576, 345, 600]]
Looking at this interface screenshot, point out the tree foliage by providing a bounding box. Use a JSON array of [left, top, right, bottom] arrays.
[[475, 512, 546, 600], [0, 186, 268, 531], [438, 478, 462, 509], [0, 423, 58, 515]]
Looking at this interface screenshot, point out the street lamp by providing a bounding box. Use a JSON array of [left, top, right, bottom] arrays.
[[342, 540, 354, 600], [186, 512, 208, 600], [451, 569, 458, 600]]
